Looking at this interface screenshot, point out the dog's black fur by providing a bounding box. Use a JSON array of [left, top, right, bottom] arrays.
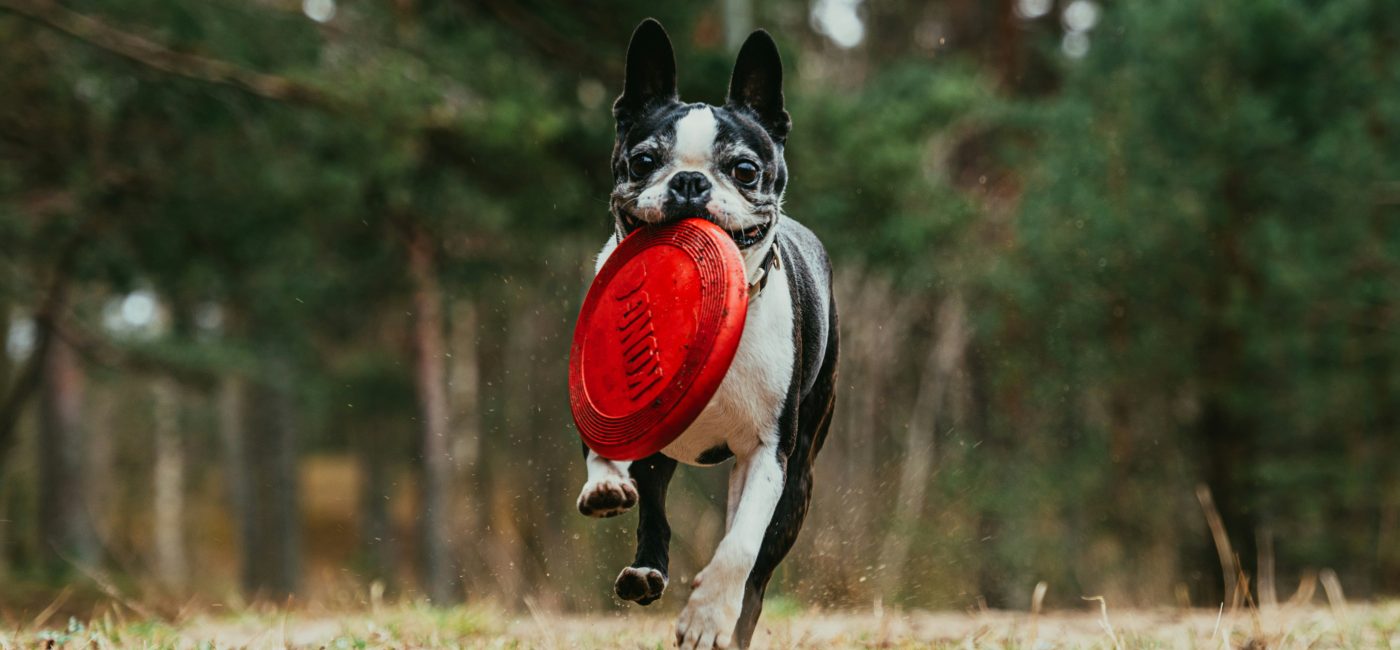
[[579, 19, 839, 649]]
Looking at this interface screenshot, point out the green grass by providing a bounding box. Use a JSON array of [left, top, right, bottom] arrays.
[[2, 601, 1398, 648]]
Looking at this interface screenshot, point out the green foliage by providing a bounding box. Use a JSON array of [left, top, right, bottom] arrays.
[[978, 0, 1400, 598], [788, 63, 993, 285]]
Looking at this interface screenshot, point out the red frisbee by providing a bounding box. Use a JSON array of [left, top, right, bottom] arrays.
[[569, 218, 748, 461]]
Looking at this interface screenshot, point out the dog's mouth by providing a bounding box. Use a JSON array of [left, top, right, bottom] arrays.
[[620, 211, 771, 249], [619, 210, 647, 234], [727, 220, 771, 248]]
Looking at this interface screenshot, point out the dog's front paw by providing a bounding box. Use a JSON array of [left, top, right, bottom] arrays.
[[576, 476, 638, 518], [675, 569, 743, 649], [615, 566, 667, 605]]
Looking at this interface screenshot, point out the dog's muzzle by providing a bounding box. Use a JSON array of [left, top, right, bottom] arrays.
[[619, 212, 772, 250]]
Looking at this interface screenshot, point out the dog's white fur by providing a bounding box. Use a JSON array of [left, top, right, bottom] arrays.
[[576, 452, 634, 517], [673, 107, 718, 167]]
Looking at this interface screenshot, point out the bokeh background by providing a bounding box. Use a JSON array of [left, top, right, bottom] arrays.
[[1, 0, 1398, 617]]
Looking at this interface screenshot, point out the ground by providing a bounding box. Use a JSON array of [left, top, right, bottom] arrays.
[[3, 601, 1398, 648]]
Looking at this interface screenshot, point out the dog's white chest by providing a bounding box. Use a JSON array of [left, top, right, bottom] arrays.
[[662, 268, 795, 465]]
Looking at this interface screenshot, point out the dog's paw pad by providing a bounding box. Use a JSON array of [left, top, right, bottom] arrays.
[[576, 477, 638, 518], [615, 566, 667, 604]]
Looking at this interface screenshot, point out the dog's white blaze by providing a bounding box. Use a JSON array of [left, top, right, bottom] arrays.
[[672, 106, 717, 167]]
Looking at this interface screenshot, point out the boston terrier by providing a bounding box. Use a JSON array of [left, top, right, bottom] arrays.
[[575, 19, 840, 650]]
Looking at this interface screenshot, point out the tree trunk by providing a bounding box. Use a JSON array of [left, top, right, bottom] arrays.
[[38, 335, 99, 573], [1, 316, 52, 473], [406, 224, 459, 604], [992, 0, 1021, 90], [355, 418, 396, 589], [241, 367, 300, 596], [151, 377, 187, 591], [85, 382, 115, 550], [1374, 326, 1400, 592], [876, 294, 967, 602], [217, 376, 252, 589], [447, 298, 482, 588], [1191, 173, 1258, 605]]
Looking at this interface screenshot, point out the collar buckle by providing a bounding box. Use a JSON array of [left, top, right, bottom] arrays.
[[747, 245, 782, 300]]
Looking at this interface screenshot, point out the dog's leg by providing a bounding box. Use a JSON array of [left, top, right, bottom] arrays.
[[576, 447, 636, 518], [725, 458, 748, 533], [732, 329, 840, 649], [730, 453, 818, 647], [676, 443, 784, 650], [614, 452, 678, 605]]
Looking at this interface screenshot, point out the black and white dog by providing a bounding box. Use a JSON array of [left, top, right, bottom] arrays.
[[575, 19, 840, 650]]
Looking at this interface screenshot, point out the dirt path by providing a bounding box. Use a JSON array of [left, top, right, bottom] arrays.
[[6, 602, 1397, 648]]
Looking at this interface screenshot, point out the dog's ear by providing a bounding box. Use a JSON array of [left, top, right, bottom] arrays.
[[614, 19, 678, 130], [727, 30, 790, 144]]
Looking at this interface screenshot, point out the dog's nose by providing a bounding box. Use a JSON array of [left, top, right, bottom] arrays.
[[668, 171, 711, 205]]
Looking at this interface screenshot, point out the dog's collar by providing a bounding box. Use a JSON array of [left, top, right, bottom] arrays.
[[747, 244, 781, 300]]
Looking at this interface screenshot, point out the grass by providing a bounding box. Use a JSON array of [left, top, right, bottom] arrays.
[[2, 600, 1398, 649]]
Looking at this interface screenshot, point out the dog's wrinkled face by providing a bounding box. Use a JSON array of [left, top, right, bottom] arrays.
[[609, 20, 791, 252]]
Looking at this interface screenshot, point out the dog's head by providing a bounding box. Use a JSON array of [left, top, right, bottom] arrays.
[[609, 19, 790, 258]]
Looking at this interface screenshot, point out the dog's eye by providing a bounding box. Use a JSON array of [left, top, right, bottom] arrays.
[[731, 160, 760, 187], [629, 153, 657, 180]]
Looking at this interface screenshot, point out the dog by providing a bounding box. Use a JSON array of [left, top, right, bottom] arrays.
[[575, 19, 839, 650]]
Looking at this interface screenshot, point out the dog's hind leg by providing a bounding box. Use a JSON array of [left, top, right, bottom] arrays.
[[615, 452, 678, 605], [576, 446, 636, 518]]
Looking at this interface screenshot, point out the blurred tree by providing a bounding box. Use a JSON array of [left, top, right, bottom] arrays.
[[38, 337, 99, 574]]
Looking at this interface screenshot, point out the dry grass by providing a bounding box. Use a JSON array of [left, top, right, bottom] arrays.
[[3, 600, 1398, 649]]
